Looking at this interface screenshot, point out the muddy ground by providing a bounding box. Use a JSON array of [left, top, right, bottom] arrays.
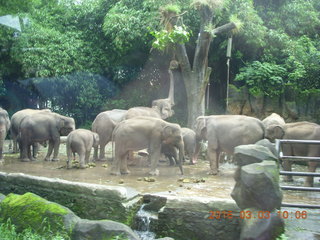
[[1, 141, 320, 239]]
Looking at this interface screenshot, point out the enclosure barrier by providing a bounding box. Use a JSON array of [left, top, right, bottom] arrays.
[[275, 139, 320, 209]]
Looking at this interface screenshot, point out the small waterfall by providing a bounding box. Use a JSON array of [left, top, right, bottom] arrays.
[[133, 204, 157, 240]]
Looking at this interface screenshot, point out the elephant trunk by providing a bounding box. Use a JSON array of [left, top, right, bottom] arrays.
[[177, 141, 184, 175]]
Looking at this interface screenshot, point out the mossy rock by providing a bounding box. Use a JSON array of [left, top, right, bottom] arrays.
[[0, 192, 80, 237]]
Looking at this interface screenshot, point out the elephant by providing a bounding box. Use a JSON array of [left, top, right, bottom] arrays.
[[125, 99, 174, 120], [111, 116, 184, 176], [262, 113, 285, 129], [0, 107, 10, 161], [92, 109, 127, 161], [195, 115, 265, 175], [10, 108, 51, 155], [125, 68, 175, 120], [66, 129, 99, 169], [265, 121, 320, 187], [162, 127, 197, 165], [19, 111, 75, 162]]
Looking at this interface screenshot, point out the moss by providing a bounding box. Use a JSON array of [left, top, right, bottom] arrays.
[[0, 192, 69, 235]]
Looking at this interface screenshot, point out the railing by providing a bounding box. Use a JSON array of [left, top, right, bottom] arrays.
[[275, 139, 320, 209]]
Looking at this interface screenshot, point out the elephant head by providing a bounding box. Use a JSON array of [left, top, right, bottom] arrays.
[[152, 98, 174, 119], [194, 116, 208, 141], [57, 114, 75, 136], [265, 124, 285, 142], [162, 124, 184, 174]]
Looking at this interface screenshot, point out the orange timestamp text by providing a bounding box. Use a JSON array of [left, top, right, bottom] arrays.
[[208, 210, 308, 220]]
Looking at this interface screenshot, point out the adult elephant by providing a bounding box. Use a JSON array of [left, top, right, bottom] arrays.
[[265, 121, 320, 187], [125, 68, 175, 120], [66, 129, 99, 169], [111, 116, 184, 176], [91, 109, 127, 161], [262, 113, 285, 129], [195, 115, 265, 175], [10, 108, 51, 153], [162, 127, 197, 165], [0, 107, 10, 161], [19, 111, 75, 162]]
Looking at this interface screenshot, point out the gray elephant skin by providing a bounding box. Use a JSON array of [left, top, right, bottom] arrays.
[[111, 116, 184, 176], [262, 113, 285, 129], [92, 109, 127, 161], [195, 115, 265, 175], [66, 129, 99, 169], [162, 127, 197, 165], [125, 68, 175, 120], [0, 107, 10, 161], [10, 108, 51, 154], [125, 99, 174, 120], [265, 121, 320, 187], [19, 111, 75, 162]]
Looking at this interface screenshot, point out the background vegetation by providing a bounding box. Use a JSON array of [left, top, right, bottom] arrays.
[[0, 0, 319, 126]]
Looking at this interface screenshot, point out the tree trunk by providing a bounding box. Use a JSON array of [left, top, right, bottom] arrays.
[[170, 5, 236, 128]]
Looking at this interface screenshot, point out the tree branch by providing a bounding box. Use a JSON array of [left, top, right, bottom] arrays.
[[211, 22, 237, 36]]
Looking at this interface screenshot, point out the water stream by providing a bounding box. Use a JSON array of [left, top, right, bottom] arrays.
[[133, 204, 157, 240]]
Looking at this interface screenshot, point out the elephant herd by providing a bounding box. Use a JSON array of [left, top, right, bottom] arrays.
[[0, 105, 319, 187]]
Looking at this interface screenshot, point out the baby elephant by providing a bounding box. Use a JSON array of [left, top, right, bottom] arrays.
[[66, 129, 99, 169]]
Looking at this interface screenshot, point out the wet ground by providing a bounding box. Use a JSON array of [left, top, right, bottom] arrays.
[[1, 141, 319, 239]]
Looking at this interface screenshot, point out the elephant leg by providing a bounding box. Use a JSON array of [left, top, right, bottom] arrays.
[[45, 140, 54, 161], [207, 146, 219, 175], [66, 146, 73, 169], [120, 152, 130, 174], [21, 142, 30, 162], [149, 148, 161, 176], [304, 161, 317, 187], [98, 142, 107, 161], [52, 138, 60, 161], [93, 146, 98, 161], [110, 148, 124, 176], [79, 150, 86, 169], [282, 160, 293, 182], [85, 149, 91, 165]]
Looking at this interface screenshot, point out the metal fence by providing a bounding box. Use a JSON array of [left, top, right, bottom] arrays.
[[275, 139, 320, 209]]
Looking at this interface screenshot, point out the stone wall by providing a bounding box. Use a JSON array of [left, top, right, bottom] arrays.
[[0, 172, 141, 224], [227, 84, 320, 123], [0, 171, 242, 240]]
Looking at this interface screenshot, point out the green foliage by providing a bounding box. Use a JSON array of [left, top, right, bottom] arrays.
[[0, 219, 70, 240], [283, 35, 320, 92], [235, 61, 286, 97], [151, 25, 191, 51]]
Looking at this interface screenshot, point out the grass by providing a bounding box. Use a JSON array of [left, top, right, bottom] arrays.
[[0, 219, 70, 240]]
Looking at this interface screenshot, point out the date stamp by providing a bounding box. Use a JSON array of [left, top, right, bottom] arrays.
[[208, 210, 308, 220]]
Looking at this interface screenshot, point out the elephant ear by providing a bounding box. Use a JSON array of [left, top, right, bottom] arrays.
[[195, 117, 207, 140], [273, 125, 285, 139]]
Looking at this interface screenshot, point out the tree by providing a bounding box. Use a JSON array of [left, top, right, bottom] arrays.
[[152, 0, 239, 127]]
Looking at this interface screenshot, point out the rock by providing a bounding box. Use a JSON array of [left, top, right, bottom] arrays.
[[71, 219, 141, 240], [231, 161, 283, 211], [0, 192, 80, 236], [157, 195, 241, 240], [144, 177, 156, 182], [234, 144, 278, 167], [255, 139, 278, 158], [240, 208, 284, 240]]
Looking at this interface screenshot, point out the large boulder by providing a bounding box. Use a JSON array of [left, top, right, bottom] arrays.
[[255, 139, 278, 158], [240, 208, 284, 240], [231, 161, 283, 211], [0, 192, 80, 237], [71, 219, 141, 240], [234, 144, 278, 167]]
